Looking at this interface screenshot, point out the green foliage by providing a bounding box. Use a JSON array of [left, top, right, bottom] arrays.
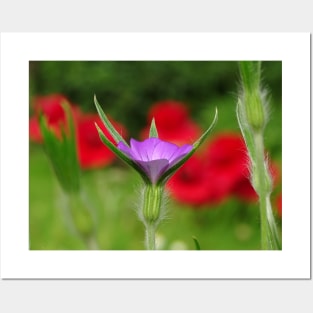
[[40, 103, 80, 193]]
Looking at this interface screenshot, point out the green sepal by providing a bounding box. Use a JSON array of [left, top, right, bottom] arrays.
[[40, 102, 80, 193], [94, 95, 128, 146], [157, 107, 218, 185], [149, 118, 159, 138], [95, 123, 151, 184], [193, 107, 218, 149]]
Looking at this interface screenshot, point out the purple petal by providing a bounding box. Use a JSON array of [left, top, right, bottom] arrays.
[[151, 140, 180, 161], [168, 144, 193, 165], [136, 159, 170, 183], [128, 138, 147, 160], [117, 141, 138, 159], [130, 138, 158, 161]]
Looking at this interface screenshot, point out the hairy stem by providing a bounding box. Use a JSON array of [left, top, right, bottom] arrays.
[[253, 132, 281, 250], [145, 223, 156, 250], [237, 61, 281, 250]]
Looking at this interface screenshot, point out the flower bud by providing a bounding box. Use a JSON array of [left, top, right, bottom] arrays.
[[244, 91, 266, 132]]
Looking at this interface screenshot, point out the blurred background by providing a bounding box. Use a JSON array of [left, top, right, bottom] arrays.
[[29, 61, 282, 250]]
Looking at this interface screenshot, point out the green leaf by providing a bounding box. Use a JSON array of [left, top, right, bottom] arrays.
[[62, 102, 81, 177], [94, 95, 128, 146], [40, 102, 80, 193], [149, 118, 159, 138], [192, 236, 201, 250], [95, 123, 150, 184]]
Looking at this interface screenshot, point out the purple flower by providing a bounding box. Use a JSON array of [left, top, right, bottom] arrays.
[[118, 138, 193, 184]]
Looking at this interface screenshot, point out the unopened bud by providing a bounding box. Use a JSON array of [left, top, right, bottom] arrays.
[[244, 91, 266, 132]]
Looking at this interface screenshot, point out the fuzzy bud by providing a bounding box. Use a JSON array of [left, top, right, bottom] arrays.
[[244, 91, 266, 132]]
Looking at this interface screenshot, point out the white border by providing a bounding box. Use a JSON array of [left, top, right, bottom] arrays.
[[0, 33, 310, 279]]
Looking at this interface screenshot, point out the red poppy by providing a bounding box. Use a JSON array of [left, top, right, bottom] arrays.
[[206, 132, 281, 203], [231, 177, 258, 202], [33, 94, 68, 123], [233, 161, 281, 202], [29, 94, 80, 142], [141, 100, 202, 145], [205, 132, 256, 200], [77, 114, 127, 169], [168, 154, 231, 206]]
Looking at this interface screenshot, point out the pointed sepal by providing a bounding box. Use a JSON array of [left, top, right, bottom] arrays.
[[94, 95, 128, 146], [149, 118, 159, 138], [95, 123, 151, 184], [157, 107, 218, 184]]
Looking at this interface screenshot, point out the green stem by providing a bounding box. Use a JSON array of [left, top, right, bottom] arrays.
[[253, 132, 281, 250], [62, 189, 98, 249], [145, 223, 156, 250]]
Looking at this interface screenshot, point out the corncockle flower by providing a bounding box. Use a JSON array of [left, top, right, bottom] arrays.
[[117, 138, 193, 185], [94, 95, 217, 250]]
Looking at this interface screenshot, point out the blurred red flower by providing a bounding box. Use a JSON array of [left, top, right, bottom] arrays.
[[29, 94, 80, 142], [231, 177, 258, 202], [77, 114, 127, 169], [168, 154, 230, 206], [141, 100, 202, 145], [29, 116, 43, 142], [206, 132, 252, 198]]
